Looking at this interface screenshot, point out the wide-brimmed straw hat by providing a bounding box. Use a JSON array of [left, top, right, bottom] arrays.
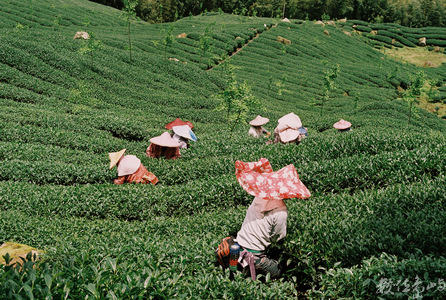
[[235, 158, 311, 201], [109, 149, 126, 169], [165, 118, 194, 130], [150, 132, 181, 147], [333, 119, 351, 130], [277, 113, 302, 130], [117, 155, 141, 176], [172, 125, 197, 142], [249, 115, 269, 126]]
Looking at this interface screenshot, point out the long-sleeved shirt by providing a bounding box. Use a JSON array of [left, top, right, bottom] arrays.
[[236, 201, 288, 252], [113, 164, 158, 185], [172, 133, 189, 149], [146, 143, 181, 159], [248, 126, 269, 138]]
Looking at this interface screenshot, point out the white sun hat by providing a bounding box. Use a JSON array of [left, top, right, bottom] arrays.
[[333, 119, 352, 130], [249, 115, 270, 126], [277, 113, 302, 130], [150, 132, 181, 147], [172, 125, 197, 142], [117, 155, 141, 176], [279, 128, 300, 143]]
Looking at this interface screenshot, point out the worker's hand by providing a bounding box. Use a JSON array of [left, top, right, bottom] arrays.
[[143, 174, 159, 185]]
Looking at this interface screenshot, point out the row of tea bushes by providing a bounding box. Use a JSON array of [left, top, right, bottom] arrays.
[[0, 177, 444, 298], [309, 253, 446, 299], [0, 175, 250, 219], [283, 176, 446, 290], [226, 21, 417, 109], [349, 21, 446, 49], [0, 0, 130, 28], [1, 134, 443, 219], [1, 1, 445, 296], [0, 208, 298, 299], [1, 111, 443, 187]]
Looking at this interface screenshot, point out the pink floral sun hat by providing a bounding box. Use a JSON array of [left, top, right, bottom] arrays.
[[235, 158, 311, 201]]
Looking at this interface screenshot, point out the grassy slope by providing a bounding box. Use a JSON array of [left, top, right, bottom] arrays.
[[0, 0, 445, 298]]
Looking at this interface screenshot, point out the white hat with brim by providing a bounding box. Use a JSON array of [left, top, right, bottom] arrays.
[[117, 155, 141, 176], [172, 125, 197, 142], [333, 119, 352, 130], [278, 113, 302, 130], [279, 128, 300, 143], [109, 149, 126, 169], [150, 132, 181, 147], [249, 115, 269, 126]]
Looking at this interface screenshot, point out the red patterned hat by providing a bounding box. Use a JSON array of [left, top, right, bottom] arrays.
[[165, 118, 194, 130], [235, 158, 311, 200]]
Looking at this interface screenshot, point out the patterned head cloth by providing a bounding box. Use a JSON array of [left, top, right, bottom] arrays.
[[235, 158, 311, 201]]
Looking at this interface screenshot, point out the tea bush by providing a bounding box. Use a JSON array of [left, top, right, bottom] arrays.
[[309, 253, 446, 299], [347, 22, 446, 48], [0, 0, 445, 298]]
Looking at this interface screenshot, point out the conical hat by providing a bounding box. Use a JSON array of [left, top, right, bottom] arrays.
[[172, 125, 197, 141], [117, 155, 141, 176], [235, 158, 311, 201], [150, 132, 180, 147], [165, 118, 194, 130], [249, 115, 269, 126], [333, 119, 351, 130], [278, 113, 302, 130], [279, 128, 300, 143], [109, 149, 126, 169]]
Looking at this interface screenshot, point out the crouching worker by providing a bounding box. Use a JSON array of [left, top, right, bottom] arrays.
[[270, 112, 307, 145], [109, 149, 158, 185], [333, 119, 352, 132], [228, 158, 310, 280], [248, 115, 271, 138], [172, 125, 197, 149], [146, 132, 181, 159]]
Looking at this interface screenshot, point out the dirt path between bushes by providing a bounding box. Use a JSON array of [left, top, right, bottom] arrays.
[[207, 24, 277, 71]]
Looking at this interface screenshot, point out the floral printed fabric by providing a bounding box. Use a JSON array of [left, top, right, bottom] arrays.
[[235, 158, 311, 200], [113, 164, 159, 185]]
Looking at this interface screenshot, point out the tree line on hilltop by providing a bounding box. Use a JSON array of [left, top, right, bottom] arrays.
[[90, 0, 445, 27]]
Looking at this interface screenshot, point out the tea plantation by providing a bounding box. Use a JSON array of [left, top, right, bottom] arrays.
[[0, 0, 445, 299]]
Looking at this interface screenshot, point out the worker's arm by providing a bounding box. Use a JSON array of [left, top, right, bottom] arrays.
[[270, 210, 288, 243], [113, 176, 126, 185]]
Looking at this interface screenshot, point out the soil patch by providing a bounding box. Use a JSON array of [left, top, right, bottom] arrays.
[[380, 46, 446, 67]]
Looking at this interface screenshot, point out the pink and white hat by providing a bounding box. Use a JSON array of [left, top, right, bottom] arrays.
[[235, 158, 311, 201], [278, 128, 300, 143], [149, 132, 181, 147], [117, 155, 141, 176], [249, 115, 269, 126], [333, 119, 352, 130], [277, 113, 302, 130]]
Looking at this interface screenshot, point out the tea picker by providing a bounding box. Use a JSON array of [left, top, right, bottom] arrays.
[[172, 125, 197, 149], [248, 115, 271, 138], [269, 112, 308, 144], [216, 158, 311, 280], [109, 149, 158, 185], [333, 119, 352, 132], [146, 132, 181, 159]]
